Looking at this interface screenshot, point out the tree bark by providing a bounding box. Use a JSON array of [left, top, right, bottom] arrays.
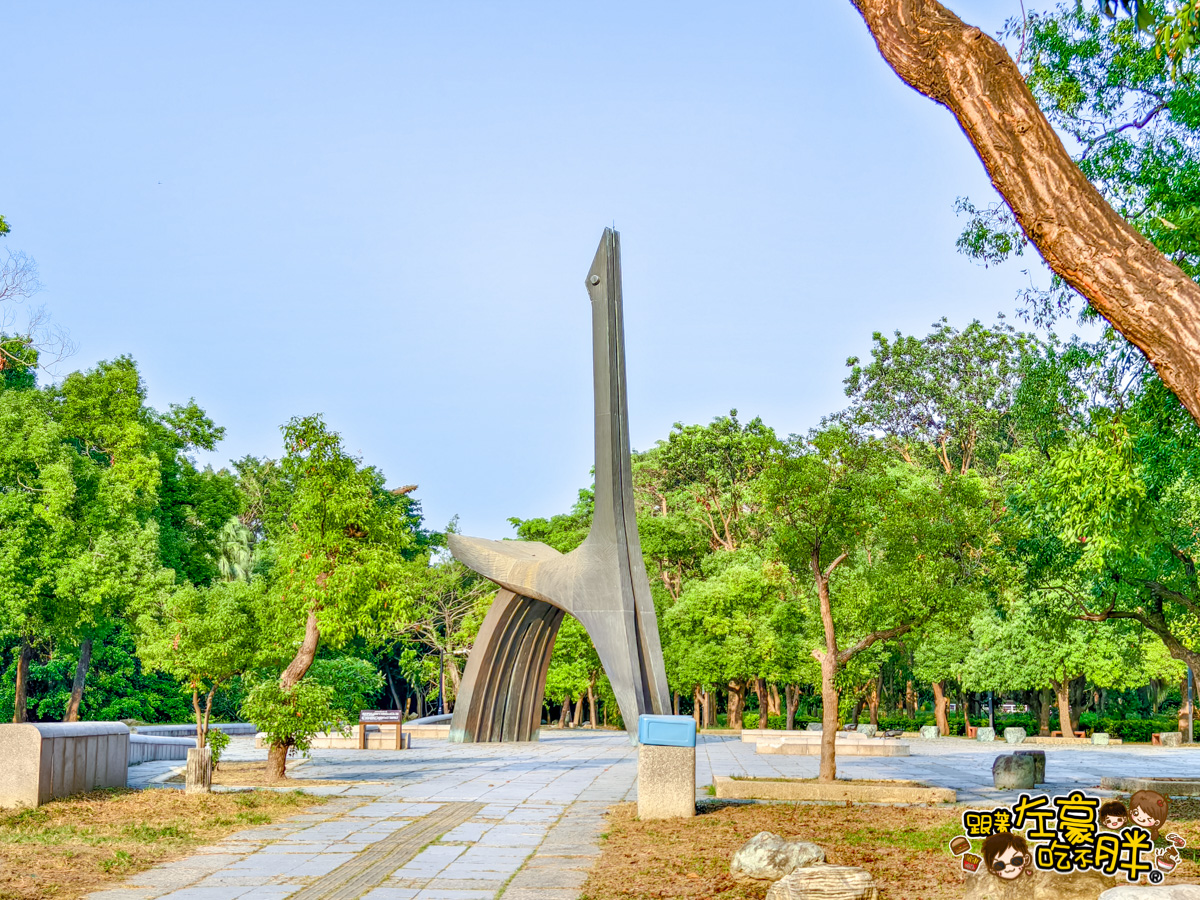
[[850, 0, 1200, 426], [673, 691, 681, 716], [587, 678, 597, 728], [785, 684, 800, 731], [1052, 676, 1078, 734], [1180, 672, 1194, 743], [905, 679, 917, 718], [869, 673, 881, 727], [819, 655, 840, 782], [12, 642, 32, 724], [727, 680, 746, 731], [62, 639, 93, 723], [266, 611, 320, 783], [559, 697, 571, 727], [755, 677, 770, 729], [692, 684, 704, 728], [768, 684, 782, 717], [933, 680, 950, 736], [1039, 687, 1052, 735], [572, 693, 584, 727]]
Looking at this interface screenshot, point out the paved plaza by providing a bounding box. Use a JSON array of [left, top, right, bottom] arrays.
[[97, 730, 1200, 900]]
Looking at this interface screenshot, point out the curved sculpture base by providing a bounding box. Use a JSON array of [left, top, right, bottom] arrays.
[[449, 590, 564, 743]]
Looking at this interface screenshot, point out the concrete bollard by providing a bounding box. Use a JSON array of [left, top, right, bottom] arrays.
[[1092, 732, 1110, 745], [637, 715, 696, 820], [920, 725, 940, 740], [0, 722, 129, 809]]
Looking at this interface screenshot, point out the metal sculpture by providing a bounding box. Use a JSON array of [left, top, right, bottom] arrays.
[[447, 229, 671, 742]]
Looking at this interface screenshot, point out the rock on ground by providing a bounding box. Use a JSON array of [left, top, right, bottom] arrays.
[[765, 864, 878, 900], [963, 869, 1121, 899], [730, 831, 826, 883], [1100, 887, 1200, 898]]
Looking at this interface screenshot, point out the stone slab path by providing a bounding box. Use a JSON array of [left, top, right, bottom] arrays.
[[99, 729, 1200, 900]]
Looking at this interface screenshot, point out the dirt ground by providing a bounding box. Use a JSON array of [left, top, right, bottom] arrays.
[[0, 788, 324, 900], [580, 799, 1200, 900]]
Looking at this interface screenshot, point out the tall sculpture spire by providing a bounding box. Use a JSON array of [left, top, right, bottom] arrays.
[[447, 229, 671, 741]]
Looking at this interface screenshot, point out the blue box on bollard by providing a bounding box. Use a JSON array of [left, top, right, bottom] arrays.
[[638, 715, 697, 748]]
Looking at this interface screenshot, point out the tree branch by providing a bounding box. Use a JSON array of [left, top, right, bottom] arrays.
[[850, 0, 1200, 425], [837, 623, 913, 665]]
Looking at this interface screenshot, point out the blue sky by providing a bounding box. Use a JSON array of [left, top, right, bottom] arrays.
[[6, 2, 1047, 539]]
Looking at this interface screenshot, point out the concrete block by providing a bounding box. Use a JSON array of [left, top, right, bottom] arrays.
[[976, 727, 996, 742], [129, 734, 196, 764], [920, 725, 940, 740], [855, 724, 877, 737], [0, 722, 129, 809], [806, 722, 823, 732], [637, 744, 695, 819], [1093, 732, 1110, 745], [1015, 750, 1046, 783], [993, 754, 1036, 790], [1156, 732, 1184, 747], [1004, 727, 1027, 744]]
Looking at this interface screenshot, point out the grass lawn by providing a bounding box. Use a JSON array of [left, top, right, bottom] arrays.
[[0, 788, 324, 900], [580, 799, 1200, 900]]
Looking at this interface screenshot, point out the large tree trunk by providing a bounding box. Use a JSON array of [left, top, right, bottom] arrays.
[[559, 697, 571, 727], [785, 684, 800, 731], [1180, 672, 1194, 743], [755, 677, 770, 729], [1039, 688, 1052, 736], [819, 655, 840, 782], [1052, 676, 1078, 735], [869, 673, 881, 727], [266, 611, 320, 783], [587, 679, 597, 728], [768, 684, 782, 717], [727, 680, 746, 731], [850, 0, 1200, 425], [692, 684, 704, 728], [572, 693, 584, 727], [905, 679, 917, 718], [933, 680, 950, 736], [62, 639, 93, 723], [12, 642, 32, 724]]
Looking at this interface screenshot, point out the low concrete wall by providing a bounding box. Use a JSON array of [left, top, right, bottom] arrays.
[[713, 775, 954, 805], [756, 738, 909, 757], [129, 734, 196, 764], [740, 729, 872, 744], [133, 723, 256, 738], [0, 722, 129, 809]]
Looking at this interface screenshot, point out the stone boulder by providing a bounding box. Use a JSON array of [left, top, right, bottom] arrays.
[[977, 727, 996, 742], [920, 725, 940, 740], [1003, 727, 1027, 744], [855, 724, 877, 737], [730, 832, 826, 884], [1092, 732, 1110, 745], [993, 754, 1036, 790], [806, 722, 823, 732], [1100, 886, 1200, 898], [963, 869, 1119, 899], [1015, 749, 1046, 783], [1156, 732, 1183, 747], [766, 865, 878, 900]]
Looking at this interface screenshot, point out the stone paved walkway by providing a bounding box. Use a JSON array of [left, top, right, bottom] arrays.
[[98, 729, 1200, 900]]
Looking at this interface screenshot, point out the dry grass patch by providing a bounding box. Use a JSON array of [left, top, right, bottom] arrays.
[[164, 761, 364, 787], [0, 787, 324, 900], [582, 799, 1200, 900]]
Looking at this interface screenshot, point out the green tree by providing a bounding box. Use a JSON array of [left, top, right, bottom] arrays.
[[255, 415, 426, 780], [138, 580, 263, 758], [761, 428, 989, 780]]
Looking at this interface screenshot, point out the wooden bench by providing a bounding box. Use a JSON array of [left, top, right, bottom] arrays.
[[357, 710, 406, 750], [1051, 730, 1086, 738]]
